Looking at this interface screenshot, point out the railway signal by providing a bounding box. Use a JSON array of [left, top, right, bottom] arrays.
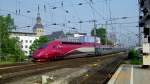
[[139, 0, 150, 66]]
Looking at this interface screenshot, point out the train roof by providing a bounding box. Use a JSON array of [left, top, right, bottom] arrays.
[[57, 37, 81, 42], [56, 36, 99, 43]]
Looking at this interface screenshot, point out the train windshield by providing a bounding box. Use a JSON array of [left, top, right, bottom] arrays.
[[39, 44, 48, 49]]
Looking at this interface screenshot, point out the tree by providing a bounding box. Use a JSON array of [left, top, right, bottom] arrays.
[[29, 36, 49, 54], [0, 14, 25, 62], [106, 39, 113, 45], [91, 27, 107, 45], [91, 27, 113, 45], [8, 37, 26, 62]]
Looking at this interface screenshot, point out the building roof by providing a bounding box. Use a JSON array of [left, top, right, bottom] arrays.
[[33, 24, 44, 30], [45, 31, 65, 39], [33, 14, 44, 30], [10, 31, 36, 36], [10, 31, 36, 34], [74, 32, 87, 35]]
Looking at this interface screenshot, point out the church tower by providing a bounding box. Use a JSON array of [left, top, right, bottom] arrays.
[[33, 5, 44, 37]]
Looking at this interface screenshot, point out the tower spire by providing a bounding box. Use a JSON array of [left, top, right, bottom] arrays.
[[36, 4, 41, 24], [33, 4, 44, 36], [37, 4, 40, 16]]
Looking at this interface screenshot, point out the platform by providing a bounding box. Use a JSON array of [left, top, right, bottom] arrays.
[[108, 64, 150, 84]]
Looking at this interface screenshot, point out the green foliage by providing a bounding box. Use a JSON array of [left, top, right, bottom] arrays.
[[128, 49, 138, 59], [66, 32, 72, 35], [0, 61, 16, 64], [130, 59, 142, 65], [48, 37, 55, 42], [38, 36, 49, 44], [107, 39, 113, 45], [0, 15, 25, 62], [128, 49, 141, 65], [10, 38, 26, 62], [91, 27, 112, 45], [29, 36, 49, 54]]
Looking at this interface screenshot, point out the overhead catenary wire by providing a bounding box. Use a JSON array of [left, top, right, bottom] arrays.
[[84, 0, 106, 20], [0, 0, 139, 36], [1, 7, 137, 31]]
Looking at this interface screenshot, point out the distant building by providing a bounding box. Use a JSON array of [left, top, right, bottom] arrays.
[[65, 32, 87, 37], [9, 6, 45, 56], [33, 12, 44, 36], [73, 33, 87, 37], [108, 32, 117, 46], [10, 32, 39, 56], [45, 31, 65, 41], [10, 31, 36, 37], [18, 36, 38, 56]]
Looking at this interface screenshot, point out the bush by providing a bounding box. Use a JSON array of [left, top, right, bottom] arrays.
[[128, 49, 137, 59], [128, 49, 141, 65], [131, 59, 142, 65]]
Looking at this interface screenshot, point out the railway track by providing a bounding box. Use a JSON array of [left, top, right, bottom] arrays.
[[0, 52, 127, 84], [0, 63, 30, 68], [69, 52, 127, 84]]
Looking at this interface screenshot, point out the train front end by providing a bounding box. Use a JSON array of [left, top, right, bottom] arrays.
[[32, 44, 49, 62], [32, 43, 56, 62], [32, 41, 62, 62]]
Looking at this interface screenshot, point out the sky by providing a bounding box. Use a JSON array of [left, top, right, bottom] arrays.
[[0, 0, 139, 47]]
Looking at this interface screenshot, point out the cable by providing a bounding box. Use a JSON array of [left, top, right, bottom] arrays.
[[97, 21, 138, 26], [84, 0, 106, 20]]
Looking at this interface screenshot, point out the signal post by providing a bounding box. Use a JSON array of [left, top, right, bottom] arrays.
[[139, 0, 150, 66]]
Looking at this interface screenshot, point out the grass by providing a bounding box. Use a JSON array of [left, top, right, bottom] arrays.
[[0, 56, 27, 64], [0, 60, 16, 64], [130, 59, 142, 65]]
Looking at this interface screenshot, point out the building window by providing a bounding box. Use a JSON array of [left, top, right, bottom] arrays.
[[25, 51, 28, 54], [21, 40, 23, 43], [25, 45, 28, 48], [21, 45, 23, 48], [26, 40, 28, 43], [30, 40, 32, 43]]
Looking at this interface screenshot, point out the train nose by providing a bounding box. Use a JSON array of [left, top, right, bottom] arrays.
[[32, 50, 46, 58], [33, 50, 57, 58], [47, 50, 57, 57], [36, 51, 45, 57]]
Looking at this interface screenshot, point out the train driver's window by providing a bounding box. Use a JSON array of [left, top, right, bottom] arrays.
[[53, 45, 62, 49], [39, 44, 48, 49], [53, 46, 57, 48]]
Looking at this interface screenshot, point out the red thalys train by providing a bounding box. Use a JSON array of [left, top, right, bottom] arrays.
[[32, 37, 123, 62]]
